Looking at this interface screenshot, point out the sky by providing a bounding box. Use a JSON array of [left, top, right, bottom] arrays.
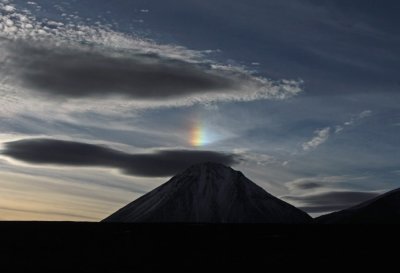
[[0, 0, 399, 220]]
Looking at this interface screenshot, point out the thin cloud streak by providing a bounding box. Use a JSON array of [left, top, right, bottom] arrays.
[[284, 191, 380, 214], [302, 127, 330, 151], [302, 110, 372, 151]]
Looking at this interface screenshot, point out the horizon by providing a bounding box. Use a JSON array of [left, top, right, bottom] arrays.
[[0, 0, 399, 221]]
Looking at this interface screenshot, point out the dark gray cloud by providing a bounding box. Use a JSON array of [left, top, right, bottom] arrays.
[[295, 182, 322, 190], [11, 44, 236, 99], [289, 180, 323, 190], [284, 191, 380, 213], [2, 138, 239, 177]]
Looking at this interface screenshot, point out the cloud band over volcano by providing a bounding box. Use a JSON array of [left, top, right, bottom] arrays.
[[2, 138, 239, 177]]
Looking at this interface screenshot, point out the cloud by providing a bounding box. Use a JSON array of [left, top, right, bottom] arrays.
[[285, 175, 368, 194], [0, 2, 303, 114], [302, 127, 330, 151], [286, 175, 368, 192], [344, 110, 372, 126], [358, 110, 372, 119], [302, 110, 372, 152], [334, 125, 344, 133], [284, 191, 380, 213], [288, 180, 323, 190], [4, 41, 302, 104], [285, 175, 361, 192], [233, 149, 277, 166], [11, 44, 236, 99], [1, 138, 239, 177]]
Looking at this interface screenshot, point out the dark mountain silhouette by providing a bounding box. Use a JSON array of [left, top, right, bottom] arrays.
[[103, 162, 312, 223], [316, 188, 400, 224]]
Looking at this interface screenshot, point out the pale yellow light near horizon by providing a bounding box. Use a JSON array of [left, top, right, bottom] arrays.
[[0, 171, 137, 221]]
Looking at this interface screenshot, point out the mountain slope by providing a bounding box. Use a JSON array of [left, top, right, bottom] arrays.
[[103, 162, 312, 223], [316, 188, 400, 224]]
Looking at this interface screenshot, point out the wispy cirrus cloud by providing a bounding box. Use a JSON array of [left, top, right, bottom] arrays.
[[302, 127, 330, 151], [343, 110, 372, 126], [302, 110, 372, 151]]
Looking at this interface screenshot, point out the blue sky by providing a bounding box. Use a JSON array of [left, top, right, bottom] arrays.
[[0, 0, 399, 220]]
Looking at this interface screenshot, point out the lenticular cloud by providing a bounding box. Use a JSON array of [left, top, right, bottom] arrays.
[[0, 0, 303, 118]]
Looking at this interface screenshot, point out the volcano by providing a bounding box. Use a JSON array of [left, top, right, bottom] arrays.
[[103, 162, 312, 223]]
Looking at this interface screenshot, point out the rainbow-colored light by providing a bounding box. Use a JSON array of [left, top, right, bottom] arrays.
[[190, 121, 207, 147]]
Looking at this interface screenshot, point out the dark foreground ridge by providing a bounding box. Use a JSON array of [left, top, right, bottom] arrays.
[[0, 222, 399, 272], [103, 162, 312, 223], [317, 188, 400, 224]]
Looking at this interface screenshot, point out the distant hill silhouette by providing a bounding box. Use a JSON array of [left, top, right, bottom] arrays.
[[316, 188, 400, 224]]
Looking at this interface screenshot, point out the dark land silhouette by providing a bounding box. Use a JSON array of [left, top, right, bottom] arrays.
[[1, 163, 400, 272], [316, 187, 400, 224]]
